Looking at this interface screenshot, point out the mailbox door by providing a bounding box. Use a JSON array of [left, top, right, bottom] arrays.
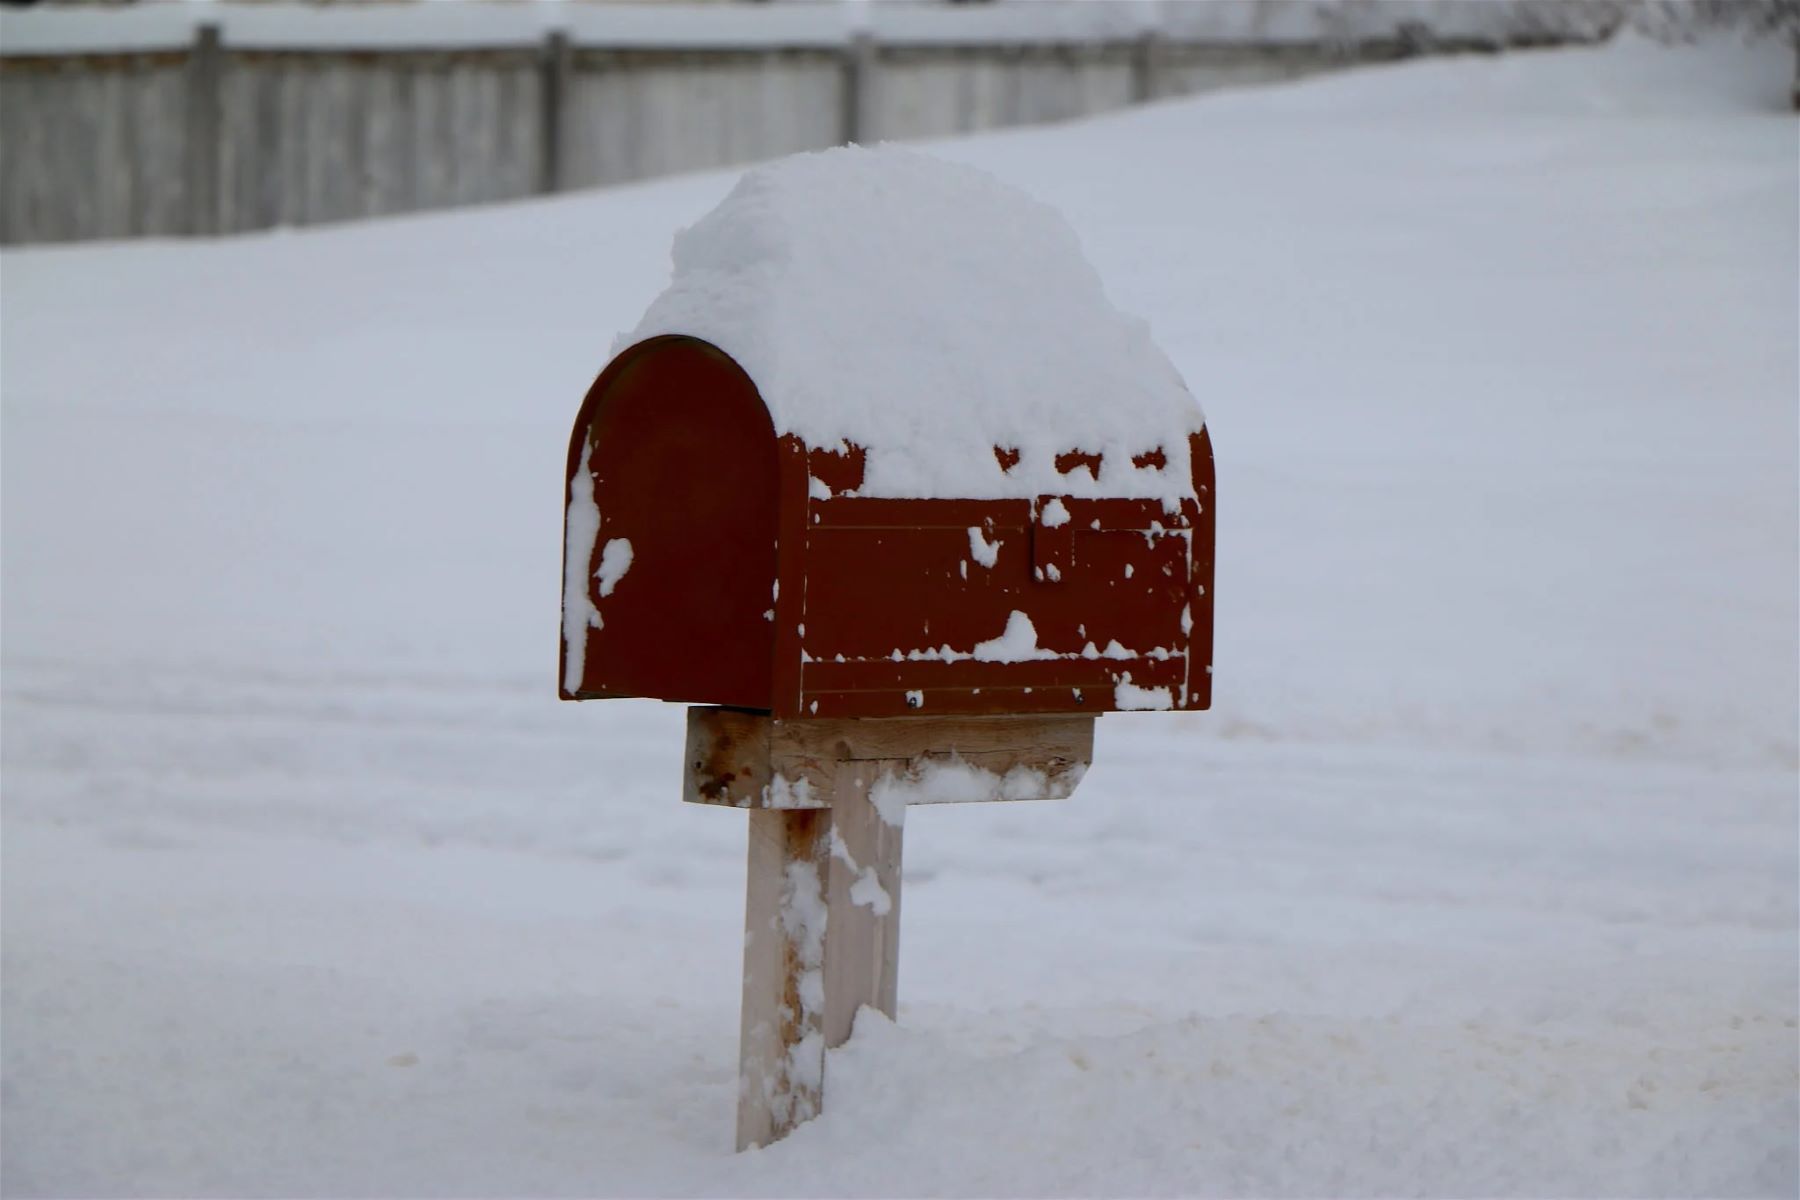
[[562, 337, 779, 708]]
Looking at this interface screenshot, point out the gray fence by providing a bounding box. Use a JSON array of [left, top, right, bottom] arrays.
[[0, 4, 1607, 246]]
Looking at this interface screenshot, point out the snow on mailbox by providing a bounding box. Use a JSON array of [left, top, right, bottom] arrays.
[[558, 146, 1214, 1150]]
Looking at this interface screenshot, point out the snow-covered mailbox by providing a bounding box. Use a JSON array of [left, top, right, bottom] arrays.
[[560, 148, 1214, 1149]]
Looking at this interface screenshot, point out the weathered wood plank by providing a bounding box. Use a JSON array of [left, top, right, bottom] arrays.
[[684, 705, 829, 810], [685, 707, 1094, 810], [821, 757, 903, 1050], [775, 711, 1094, 764], [735, 806, 830, 1152]]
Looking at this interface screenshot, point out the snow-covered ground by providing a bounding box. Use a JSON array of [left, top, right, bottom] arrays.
[[3, 34, 1795, 1199]]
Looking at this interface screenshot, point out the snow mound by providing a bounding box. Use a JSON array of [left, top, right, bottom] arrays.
[[622, 145, 1205, 504]]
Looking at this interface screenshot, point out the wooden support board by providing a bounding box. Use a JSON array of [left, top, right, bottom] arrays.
[[693, 708, 1095, 1151], [735, 806, 830, 1152], [820, 757, 903, 1051], [684, 708, 1095, 811]]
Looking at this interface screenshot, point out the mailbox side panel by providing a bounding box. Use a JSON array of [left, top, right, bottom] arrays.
[[794, 494, 1198, 718], [1183, 428, 1216, 711], [561, 337, 780, 709]]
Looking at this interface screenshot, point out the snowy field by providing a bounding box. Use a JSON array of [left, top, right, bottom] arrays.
[[3, 34, 1796, 1199]]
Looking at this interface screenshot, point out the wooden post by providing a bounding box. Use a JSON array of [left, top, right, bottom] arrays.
[[690, 708, 1093, 1150], [735, 760, 905, 1150], [1130, 28, 1166, 105], [736, 807, 830, 1152], [821, 759, 903, 1050], [840, 32, 876, 145], [1791, 35, 1799, 113], [539, 30, 571, 194], [185, 23, 223, 237]]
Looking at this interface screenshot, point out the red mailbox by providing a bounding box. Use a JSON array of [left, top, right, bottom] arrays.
[[560, 333, 1214, 719], [557, 146, 1221, 1151]]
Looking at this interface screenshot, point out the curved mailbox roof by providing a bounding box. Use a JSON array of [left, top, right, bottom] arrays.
[[622, 145, 1205, 508]]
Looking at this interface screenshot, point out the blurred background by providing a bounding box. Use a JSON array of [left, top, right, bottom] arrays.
[[2, 0, 1792, 245]]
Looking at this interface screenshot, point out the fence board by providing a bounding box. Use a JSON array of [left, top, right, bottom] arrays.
[[0, 23, 1594, 245]]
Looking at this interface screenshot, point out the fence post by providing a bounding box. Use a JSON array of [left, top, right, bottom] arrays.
[[1791, 34, 1798, 112], [185, 22, 223, 236], [1130, 28, 1165, 104], [840, 32, 875, 145], [540, 29, 570, 194]]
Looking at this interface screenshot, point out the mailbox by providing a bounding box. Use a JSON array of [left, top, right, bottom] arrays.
[[560, 334, 1214, 720], [557, 146, 1222, 1151]]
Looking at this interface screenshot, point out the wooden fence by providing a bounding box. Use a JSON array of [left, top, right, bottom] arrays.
[[0, 3, 1608, 245]]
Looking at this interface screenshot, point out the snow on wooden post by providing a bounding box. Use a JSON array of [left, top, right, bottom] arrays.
[[819, 758, 903, 1052], [558, 146, 1215, 1147], [736, 803, 829, 1150]]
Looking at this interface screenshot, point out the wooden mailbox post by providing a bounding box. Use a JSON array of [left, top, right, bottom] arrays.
[[561, 334, 1214, 1149]]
